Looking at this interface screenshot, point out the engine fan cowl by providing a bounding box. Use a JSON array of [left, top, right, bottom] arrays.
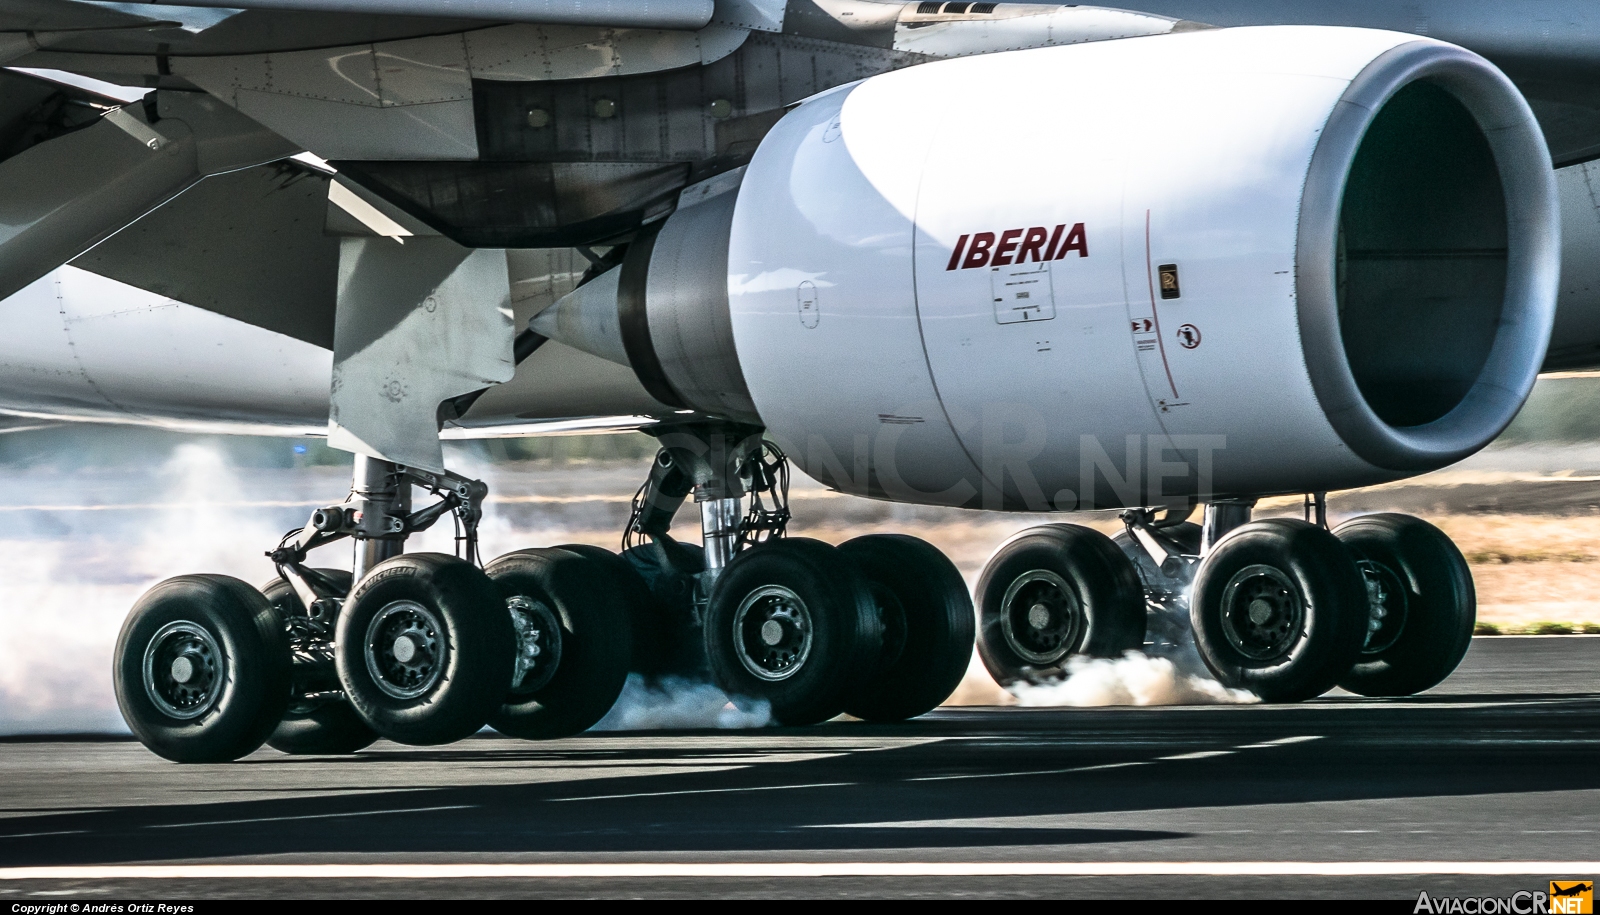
[[717, 25, 1557, 510]]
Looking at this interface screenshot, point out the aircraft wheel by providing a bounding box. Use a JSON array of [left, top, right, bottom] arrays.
[[553, 543, 672, 678], [259, 571, 378, 755], [976, 524, 1145, 685], [1334, 513, 1475, 697], [620, 538, 708, 677], [704, 538, 881, 726], [335, 553, 514, 746], [1190, 518, 1367, 702], [114, 575, 291, 763], [839, 534, 975, 722], [487, 547, 632, 740]]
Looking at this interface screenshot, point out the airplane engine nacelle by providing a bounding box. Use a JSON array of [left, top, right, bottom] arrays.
[[577, 26, 1558, 510]]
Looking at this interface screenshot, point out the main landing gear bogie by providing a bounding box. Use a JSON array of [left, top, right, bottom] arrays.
[[977, 497, 1478, 703], [630, 427, 976, 728]]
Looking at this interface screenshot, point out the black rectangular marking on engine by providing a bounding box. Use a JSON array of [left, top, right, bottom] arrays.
[[1158, 263, 1180, 299]]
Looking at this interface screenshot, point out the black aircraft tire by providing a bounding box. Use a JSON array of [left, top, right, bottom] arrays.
[[1190, 519, 1368, 703], [335, 553, 514, 746], [487, 548, 632, 740], [259, 571, 377, 755], [1335, 513, 1476, 697], [838, 534, 975, 722], [976, 524, 1145, 685], [268, 699, 380, 755], [553, 543, 670, 678], [704, 538, 881, 727], [114, 574, 292, 763]]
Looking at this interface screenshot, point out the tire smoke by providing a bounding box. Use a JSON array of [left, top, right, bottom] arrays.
[[0, 443, 288, 734], [1007, 609, 1259, 707], [590, 674, 773, 731], [1008, 650, 1259, 706]]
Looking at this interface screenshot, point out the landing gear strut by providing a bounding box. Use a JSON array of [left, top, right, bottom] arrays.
[[263, 457, 515, 747]]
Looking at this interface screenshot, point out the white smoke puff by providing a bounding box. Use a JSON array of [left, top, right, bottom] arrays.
[[0, 443, 287, 734], [1009, 650, 1259, 707], [590, 674, 772, 731], [408, 448, 524, 562]]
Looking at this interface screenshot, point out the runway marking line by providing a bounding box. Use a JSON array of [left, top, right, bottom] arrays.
[[4, 862, 1600, 880], [906, 736, 1322, 784], [551, 782, 853, 803], [136, 805, 475, 832]]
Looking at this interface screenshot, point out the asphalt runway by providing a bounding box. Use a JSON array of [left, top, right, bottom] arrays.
[[1, 637, 1597, 900]]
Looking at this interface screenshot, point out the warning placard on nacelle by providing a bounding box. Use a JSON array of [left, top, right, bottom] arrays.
[[991, 261, 1056, 324]]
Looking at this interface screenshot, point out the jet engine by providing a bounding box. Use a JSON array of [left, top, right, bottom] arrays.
[[545, 25, 1558, 510]]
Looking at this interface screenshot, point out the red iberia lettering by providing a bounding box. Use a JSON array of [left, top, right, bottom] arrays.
[[962, 232, 996, 269], [1017, 227, 1049, 263], [947, 223, 1088, 269], [1056, 222, 1088, 258], [1043, 224, 1065, 260], [991, 228, 1024, 266], [946, 234, 969, 271]]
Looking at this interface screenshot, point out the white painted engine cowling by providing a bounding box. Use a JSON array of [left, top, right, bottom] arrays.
[[719, 25, 1558, 511]]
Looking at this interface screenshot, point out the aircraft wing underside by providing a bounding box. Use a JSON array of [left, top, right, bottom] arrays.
[[7, 0, 1600, 448]]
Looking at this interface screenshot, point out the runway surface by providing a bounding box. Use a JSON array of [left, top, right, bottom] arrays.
[[1, 637, 1597, 899]]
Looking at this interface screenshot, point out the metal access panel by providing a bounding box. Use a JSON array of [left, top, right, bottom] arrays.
[[990, 260, 1055, 324]]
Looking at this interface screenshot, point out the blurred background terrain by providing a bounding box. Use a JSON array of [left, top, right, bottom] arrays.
[[5, 375, 1600, 733]]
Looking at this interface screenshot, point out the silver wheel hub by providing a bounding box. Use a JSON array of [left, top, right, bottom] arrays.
[[364, 600, 445, 700], [1220, 564, 1304, 662], [1249, 599, 1274, 625], [733, 585, 813, 681], [169, 655, 195, 684], [392, 634, 419, 664], [1027, 603, 1051, 630], [760, 619, 784, 646], [1000, 569, 1082, 665], [507, 594, 562, 695], [1357, 559, 1408, 655], [143, 621, 224, 720]]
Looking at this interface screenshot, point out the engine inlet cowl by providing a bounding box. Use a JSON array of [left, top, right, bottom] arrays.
[[722, 26, 1557, 509]]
